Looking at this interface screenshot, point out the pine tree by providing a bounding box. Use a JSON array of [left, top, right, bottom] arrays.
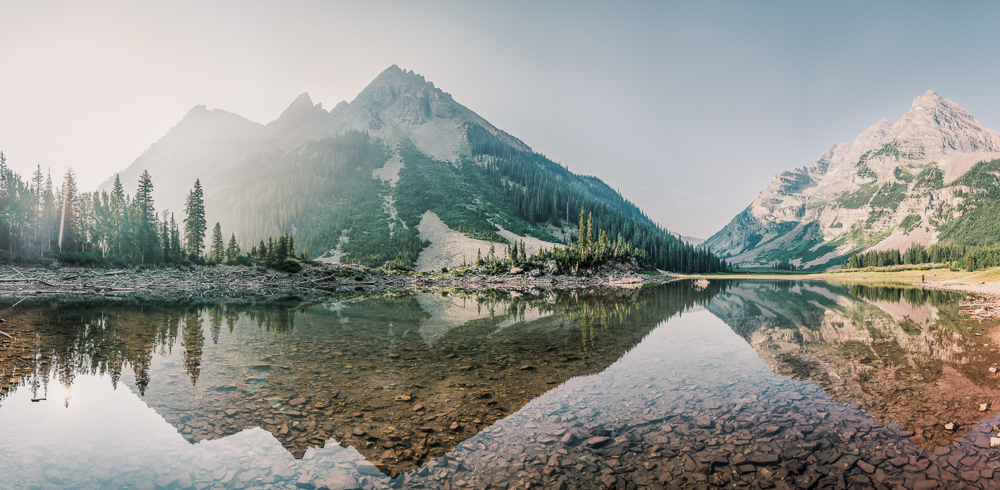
[[266, 237, 276, 263], [110, 174, 125, 257], [226, 233, 240, 264], [135, 170, 159, 263], [183, 179, 206, 260], [170, 213, 182, 263], [585, 212, 594, 253], [0, 151, 7, 200], [42, 170, 56, 252], [58, 168, 79, 251], [209, 222, 224, 264], [30, 165, 43, 244]]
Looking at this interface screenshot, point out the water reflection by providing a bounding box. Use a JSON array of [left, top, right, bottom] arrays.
[[4, 280, 1000, 488], [0, 284, 719, 484], [707, 280, 1000, 450]]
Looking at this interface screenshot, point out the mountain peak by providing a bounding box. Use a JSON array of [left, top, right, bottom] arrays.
[[373, 65, 435, 87], [890, 91, 1000, 153], [353, 66, 445, 112], [909, 90, 950, 112], [260, 92, 329, 143], [281, 93, 322, 117]]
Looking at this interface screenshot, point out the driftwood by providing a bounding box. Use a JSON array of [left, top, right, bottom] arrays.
[[0, 330, 11, 339], [0, 278, 57, 287]]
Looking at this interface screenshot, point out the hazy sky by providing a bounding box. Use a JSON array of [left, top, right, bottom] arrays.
[[3, 1, 1000, 238]]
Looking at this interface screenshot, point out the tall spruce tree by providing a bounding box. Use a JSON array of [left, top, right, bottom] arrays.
[[226, 233, 240, 264], [110, 174, 125, 257], [59, 168, 80, 251], [170, 213, 182, 263], [209, 222, 224, 264], [0, 151, 7, 200], [30, 165, 43, 243], [183, 179, 206, 260], [135, 170, 159, 263]]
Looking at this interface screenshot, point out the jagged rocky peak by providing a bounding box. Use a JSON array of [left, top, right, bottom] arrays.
[[352, 65, 461, 126], [259, 92, 331, 143], [277, 93, 327, 120], [888, 90, 1000, 153]]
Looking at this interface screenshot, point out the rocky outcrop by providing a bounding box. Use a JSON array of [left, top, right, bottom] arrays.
[[705, 91, 1000, 269]]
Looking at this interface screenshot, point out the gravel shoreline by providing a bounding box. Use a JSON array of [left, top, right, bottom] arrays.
[[0, 264, 680, 305]]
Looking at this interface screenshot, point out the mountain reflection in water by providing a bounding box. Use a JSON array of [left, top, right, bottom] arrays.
[[4, 280, 1000, 488], [706, 280, 999, 450], [0, 285, 717, 479]]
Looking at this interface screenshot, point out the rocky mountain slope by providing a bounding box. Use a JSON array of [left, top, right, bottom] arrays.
[[100, 66, 723, 272], [704, 91, 1000, 270]]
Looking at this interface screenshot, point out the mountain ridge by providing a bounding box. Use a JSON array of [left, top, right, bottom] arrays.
[[99, 65, 727, 273]]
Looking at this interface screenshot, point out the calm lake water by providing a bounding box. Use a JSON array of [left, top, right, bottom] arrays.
[[1, 280, 999, 489]]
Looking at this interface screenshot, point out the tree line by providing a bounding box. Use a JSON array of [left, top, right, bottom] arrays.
[[0, 151, 301, 268], [844, 243, 1000, 271]]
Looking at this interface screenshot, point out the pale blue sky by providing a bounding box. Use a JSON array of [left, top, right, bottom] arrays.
[[2, 1, 999, 237]]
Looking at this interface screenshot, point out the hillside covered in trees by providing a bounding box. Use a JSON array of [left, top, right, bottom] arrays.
[[22, 66, 729, 273]]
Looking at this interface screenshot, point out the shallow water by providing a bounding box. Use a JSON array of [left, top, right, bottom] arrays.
[[1, 281, 999, 489]]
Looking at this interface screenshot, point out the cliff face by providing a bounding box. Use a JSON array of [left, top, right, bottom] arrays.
[[704, 91, 1000, 270]]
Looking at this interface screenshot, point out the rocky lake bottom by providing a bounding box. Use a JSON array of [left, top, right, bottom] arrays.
[[1, 280, 1000, 489]]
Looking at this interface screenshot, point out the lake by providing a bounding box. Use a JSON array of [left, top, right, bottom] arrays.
[[0, 280, 998, 489]]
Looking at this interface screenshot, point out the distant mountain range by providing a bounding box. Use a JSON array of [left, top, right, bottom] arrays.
[[704, 91, 1000, 270], [102, 66, 725, 272]]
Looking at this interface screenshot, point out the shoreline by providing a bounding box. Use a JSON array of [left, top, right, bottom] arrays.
[[0, 264, 682, 305], [693, 267, 1000, 298], [691, 267, 1000, 321], [7, 262, 1000, 311]]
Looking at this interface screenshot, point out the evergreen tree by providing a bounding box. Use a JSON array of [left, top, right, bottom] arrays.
[[170, 213, 182, 263], [58, 168, 80, 251], [0, 151, 7, 199], [135, 170, 159, 263], [41, 170, 56, 252], [183, 179, 206, 260], [226, 233, 240, 264], [209, 222, 224, 264], [110, 174, 126, 257], [30, 165, 43, 244]]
